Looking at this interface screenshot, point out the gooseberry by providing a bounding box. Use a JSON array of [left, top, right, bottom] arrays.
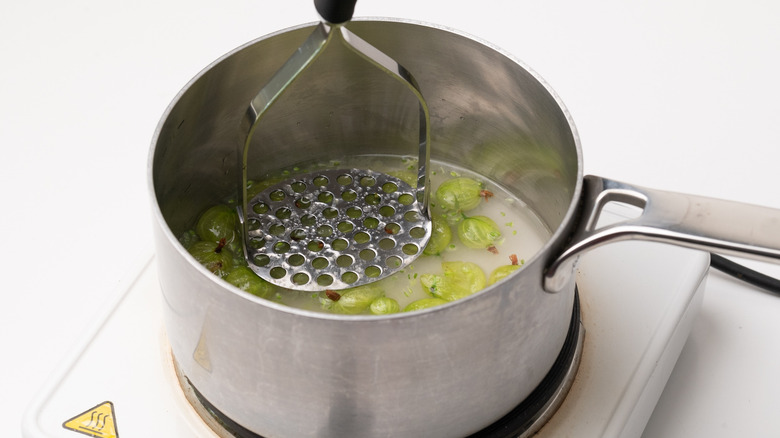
[[225, 266, 275, 298], [195, 204, 237, 243], [423, 215, 452, 256], [321, 284, 385, 314], [188, 240, 233, 277], [435, 177, 484, 212], [420, 261, 487, 301], [403, 297, 449, 312], [369, 297, 401, 315], [457, 215, 503, 250]]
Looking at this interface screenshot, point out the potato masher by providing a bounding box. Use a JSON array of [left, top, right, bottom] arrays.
[[239, 0, 432, 291]]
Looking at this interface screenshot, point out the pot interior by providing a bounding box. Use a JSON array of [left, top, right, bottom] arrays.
[[151, 19, 581, 260]]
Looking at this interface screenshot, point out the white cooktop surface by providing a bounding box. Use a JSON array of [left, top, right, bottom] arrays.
[[23, 206, 709, 438]]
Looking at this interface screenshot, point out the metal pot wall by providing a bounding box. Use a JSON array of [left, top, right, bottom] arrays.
[[149, 19, 780, 437]]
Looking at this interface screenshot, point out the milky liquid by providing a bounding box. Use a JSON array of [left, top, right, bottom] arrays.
[[262, 155, 552, 313]]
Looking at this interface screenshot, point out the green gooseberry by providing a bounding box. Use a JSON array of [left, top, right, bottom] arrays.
[[323, 284, 385, 314], [403, 297, 449, 312], [225, 266, 275, 298], [423, 215, 452, 256], [488, 264, 522, 285], [188, 240, 233, 277], [420, 261, 487, 301], [195, 204, 237, 243], [419, 274, 444, 297], [457, 215, 503, 250], [227, 238, 248, 267], [369, 297, 401, 315], [435, 177, 483, 212]]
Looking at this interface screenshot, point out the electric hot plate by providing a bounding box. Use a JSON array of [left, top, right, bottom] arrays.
[[23, 203, 709, 437]]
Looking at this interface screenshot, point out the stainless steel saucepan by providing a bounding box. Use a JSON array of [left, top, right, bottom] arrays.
[[149, 18, 780, 437]]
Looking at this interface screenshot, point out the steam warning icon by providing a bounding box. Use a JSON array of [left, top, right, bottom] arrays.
[[62, 401, 118, 438]]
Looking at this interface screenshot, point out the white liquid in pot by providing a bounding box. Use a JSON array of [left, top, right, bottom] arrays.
[[185, 155, 551, 314]]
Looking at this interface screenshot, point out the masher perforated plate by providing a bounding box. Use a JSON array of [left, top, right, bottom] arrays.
[[244, 168, 431, 290]]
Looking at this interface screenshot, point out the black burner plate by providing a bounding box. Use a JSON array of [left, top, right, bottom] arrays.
[[468, 289, 581, 437]]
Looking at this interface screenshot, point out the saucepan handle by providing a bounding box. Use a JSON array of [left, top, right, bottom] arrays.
[[543, 175, 780, 292]]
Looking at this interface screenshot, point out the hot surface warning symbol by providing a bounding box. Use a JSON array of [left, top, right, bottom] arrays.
[[62, 401, 119, 438]]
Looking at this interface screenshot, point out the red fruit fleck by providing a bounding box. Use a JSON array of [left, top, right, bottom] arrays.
[[325, 290, 341, 301], [215, 238, 227, 253]]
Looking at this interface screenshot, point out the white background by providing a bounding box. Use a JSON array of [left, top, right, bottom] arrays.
[[3, 1, 780, 436]]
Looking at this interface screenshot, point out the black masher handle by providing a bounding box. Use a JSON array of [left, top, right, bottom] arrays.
[[314, 0, 357, 24]]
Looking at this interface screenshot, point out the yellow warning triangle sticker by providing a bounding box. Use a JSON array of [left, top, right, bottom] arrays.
[[62, 401, 119, 438]]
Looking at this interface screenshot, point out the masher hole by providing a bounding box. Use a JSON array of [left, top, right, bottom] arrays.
[[365, 194, 381, 205], [379, 205, 395, 217], [270, 267, 286, 279], [307, 240, 324, 252], [290, 228, 307, 241], [269, 224, 286, 236], [342, 190, 357, 202], [253, 202, 270, 214], [378, 238, 396, 250], [290, 181, 307, 193], [386, 256, 402, 269], [317, 274, 334, 286], [336, 254, 354, 267], [323, 208, 338, 219], [402, 243, 419, 255], [398, 193, 414, 205], [253, 254, 270, 267], [318, 191, 334, 204], [337, 221, 354, 233], [312, 257, 329, 269], [294, 197, 311, 209], [359, 249, 377, 261], [363, 217, 379, 229], [381, 182, 398, 193], [316, 225, 333, 237], [332, 238, 349, 251], [410, 226, 426, 239], [273, 242, 291, 253], [342, 271, 358, 284], [404, 211, 422, 222], [292, 272, 310, 285], [288, 254, 305, 266], [275, 207, 292, 220], [354, 232, 370, 244]]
